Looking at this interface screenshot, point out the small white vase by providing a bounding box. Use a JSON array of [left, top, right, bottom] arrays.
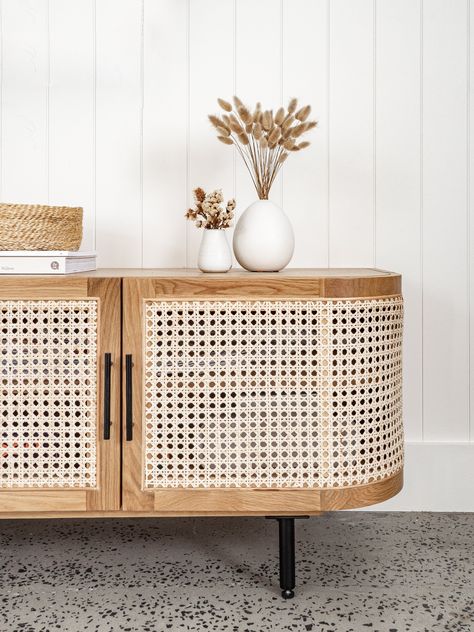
[[198, 229, 232, 273], [232, 199, 294, 272]]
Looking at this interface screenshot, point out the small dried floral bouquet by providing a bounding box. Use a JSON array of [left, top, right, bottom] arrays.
[[185, 187, 236, 229]]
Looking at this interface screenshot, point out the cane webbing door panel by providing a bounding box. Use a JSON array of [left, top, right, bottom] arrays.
[[0, 278, 121, 513], [122, 275, 403, 514]]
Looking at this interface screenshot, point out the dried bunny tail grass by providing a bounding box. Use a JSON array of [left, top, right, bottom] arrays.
[[295, 105, 311, 122], [290, 122, 307, 138], [288, 97, 298, 114], [217, 98, 233, 112], [274, 107, 285, 126], [238, 132, 249, 145], [209, 114, 225, 129], [281, 114, 294, 131], [253, 122, 263, 139], [218, 135, 234, 145], [229, 115, 243, 133], [262, 110, 273, 131], [252, 102, 262, 122], [210, 96, 317, 200], [268, 127, 280, 145], [238, 106, 252, 124]]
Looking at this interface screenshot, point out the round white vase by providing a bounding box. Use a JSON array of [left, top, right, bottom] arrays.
[[232, 199, 294, 272], [198, 228, 232, 273]]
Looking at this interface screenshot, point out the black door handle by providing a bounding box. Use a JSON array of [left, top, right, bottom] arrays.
[[103, 353, 112, 440], [125, 354, 133, 441]]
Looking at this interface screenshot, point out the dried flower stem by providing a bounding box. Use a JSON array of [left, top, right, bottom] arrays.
[[185, 188, 235, 229]]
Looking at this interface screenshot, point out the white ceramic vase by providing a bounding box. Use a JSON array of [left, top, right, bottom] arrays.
[[198, 228, 232, 273], [232, 199, 294, 272]]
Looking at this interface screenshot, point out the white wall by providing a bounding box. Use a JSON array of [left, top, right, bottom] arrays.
[[1, 0, 473, 509]]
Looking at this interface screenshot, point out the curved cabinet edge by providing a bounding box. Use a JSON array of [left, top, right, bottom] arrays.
[[319, 469, 403, 511]]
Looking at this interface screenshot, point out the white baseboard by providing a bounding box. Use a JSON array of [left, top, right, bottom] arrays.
[[359, 442, 474, 511]]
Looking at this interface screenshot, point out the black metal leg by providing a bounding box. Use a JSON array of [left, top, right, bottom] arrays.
[[278, 518, 295, 599], [266, 515, 308, 599]]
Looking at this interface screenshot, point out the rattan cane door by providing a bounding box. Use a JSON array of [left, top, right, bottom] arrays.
[[122, 276, 403, 515], [0, 277, 121, 513]]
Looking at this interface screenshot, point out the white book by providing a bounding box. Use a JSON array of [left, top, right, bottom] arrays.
[[0, 251, 96, 275]]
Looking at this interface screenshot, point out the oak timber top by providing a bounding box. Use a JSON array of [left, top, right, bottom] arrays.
[[73, 267, 397, 278], [0, 268, 401, 299]]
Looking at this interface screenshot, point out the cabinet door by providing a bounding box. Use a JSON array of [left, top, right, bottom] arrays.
[[123, 277, 327, 514], [122, 277, 403, 515], [0, 277, 121, 513]]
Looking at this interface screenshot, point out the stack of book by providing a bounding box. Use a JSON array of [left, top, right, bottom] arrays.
[[0, 251, 96, 274]]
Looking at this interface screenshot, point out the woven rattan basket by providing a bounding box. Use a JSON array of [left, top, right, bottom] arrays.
[[0, 203, 83, 251]]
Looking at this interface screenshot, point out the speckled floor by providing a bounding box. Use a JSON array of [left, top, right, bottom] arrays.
[[0, 513, 473, 632]]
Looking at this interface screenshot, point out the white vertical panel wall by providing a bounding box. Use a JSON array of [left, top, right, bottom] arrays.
[[422, 0, 469, 442], [329, 0, 375, 268], [0, 0, 473, 509], [1, 1, 49, 202], [95, 0, 143, 268], [143, 0, 187, 268], [375, 0, 422, 441]]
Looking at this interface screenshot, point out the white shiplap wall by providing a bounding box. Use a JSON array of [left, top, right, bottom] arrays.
[[0, 0, 473, 509]]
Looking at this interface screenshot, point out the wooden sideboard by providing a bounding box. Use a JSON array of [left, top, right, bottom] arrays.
[[0, 268, 403, 597]]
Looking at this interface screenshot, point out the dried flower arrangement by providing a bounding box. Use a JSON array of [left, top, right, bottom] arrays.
[[185, 187, 236, 229], [209, 96, 317, 200]]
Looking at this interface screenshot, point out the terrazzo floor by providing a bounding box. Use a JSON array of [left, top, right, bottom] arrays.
[[0, 513, 473, 632]]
